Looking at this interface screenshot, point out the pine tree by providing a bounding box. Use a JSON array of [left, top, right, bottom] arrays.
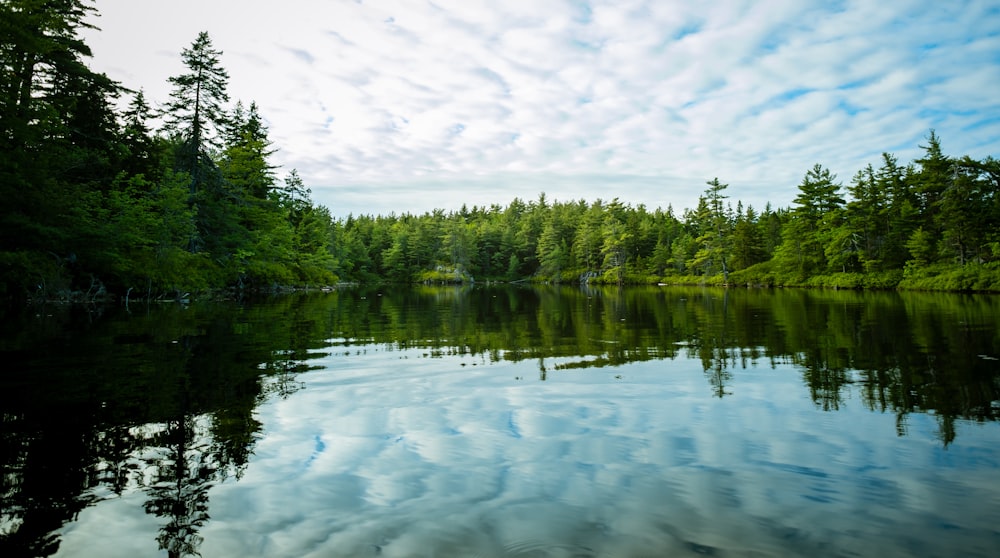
[[120, 89, 163, 178], [876, 153, 919, 269], [0, 0, 122, 295], [600, 199, 630, 283], [221, 101, 277, 200], [775, 165, 844, 276], [537, 211, 569, 279], [731, 204, 765, 271], [0, 0, 106, 151], [914, 130, 951, 220], [690, 178, 732, 279], [844, 164, 884, 270], [162, 31, 230, 192]]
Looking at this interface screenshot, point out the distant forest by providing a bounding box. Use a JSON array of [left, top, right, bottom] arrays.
[[3, 1, 999, 303]]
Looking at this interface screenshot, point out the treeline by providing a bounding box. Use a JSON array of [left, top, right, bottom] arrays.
[[2, 2, 998, 302], [337, 139, 1000, 292]]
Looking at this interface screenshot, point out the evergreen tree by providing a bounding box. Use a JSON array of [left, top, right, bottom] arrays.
[[731, 204, 766, 271], [0, 0, 121, 296], [774, 165, 844, 277], [441, 215, 475, 272], [220, 101, 277, 200], [473, 216, 503, 278], [843, 164, 884, 271], [876, 153, 918, 269], [120, 89, 165, 179], [537, 208, 570, 279], [0, 0, 107, 152], [758, 203, 784, 258], [512, 194, 546, 276], [381, 220, 412, 282], [938, 156, 999, 266], [162, 31, 230, 193], [600, 199, 630, 283], [913, 130, 952, 233], [647, 206, 679, 276], [278, 168, 313, 224], [572, 200, 604, 272], [278, 169, 336, 283], [410, 213, 443, 273], [691, 178, 732, 279]]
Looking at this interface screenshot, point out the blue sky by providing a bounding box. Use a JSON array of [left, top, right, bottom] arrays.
[[83, 0, 1000, 217]]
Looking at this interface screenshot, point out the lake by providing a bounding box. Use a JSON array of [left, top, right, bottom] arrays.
[[2, 285, 999, 557]]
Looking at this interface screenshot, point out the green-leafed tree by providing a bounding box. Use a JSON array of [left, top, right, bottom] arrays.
[[104, 171, 208, 295], [0, 0, 106, 153], [472, 213, 503, 279], [381, 220, 412, 282], [647, 206, 679, 276], [904, 227, 935, 269], [410, 213, 443, 274], [758, 203, 785, 259], [938, 156, 999, 266], [222, 102, 276, 198]]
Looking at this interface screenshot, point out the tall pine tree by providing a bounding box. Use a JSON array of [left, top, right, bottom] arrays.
[[162, 31, 230, 194]]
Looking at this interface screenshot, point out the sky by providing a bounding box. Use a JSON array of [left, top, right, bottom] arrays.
[[81, 0, 1000, 218]]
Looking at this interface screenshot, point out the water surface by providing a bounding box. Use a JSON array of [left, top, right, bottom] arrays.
[[2, 286, 999, 557]]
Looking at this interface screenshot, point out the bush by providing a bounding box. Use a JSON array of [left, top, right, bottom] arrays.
[[658, 273, 728, 286], [862, 270, 903, 289], [416, 266, 473, 284], [898, 263, 1000, 292], [729, 261, 777, 287]]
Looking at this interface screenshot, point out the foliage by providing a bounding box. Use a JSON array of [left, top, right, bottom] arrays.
[[415, 265, 474, 284], [899, 263, 1000, 292], [1, 12, 338, 302], [0, 1, 997, 301]]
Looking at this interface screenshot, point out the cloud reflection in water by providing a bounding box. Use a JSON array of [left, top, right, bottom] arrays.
[[156, 345, 1000, 558]]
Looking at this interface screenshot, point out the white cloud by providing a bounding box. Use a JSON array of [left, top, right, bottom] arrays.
[[83, 0, 999, 217], [54, 347, 1000, 557]]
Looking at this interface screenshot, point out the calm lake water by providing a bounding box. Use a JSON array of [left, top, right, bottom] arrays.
[[2, 285, 999, 557]]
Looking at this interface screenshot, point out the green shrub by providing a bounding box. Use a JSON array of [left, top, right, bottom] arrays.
[[416, 266, 473, 284], [898, 264, 1000, 292], [729, 261, 776, 287]]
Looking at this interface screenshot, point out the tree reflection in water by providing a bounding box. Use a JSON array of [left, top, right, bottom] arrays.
[[1, 300, 313, 557], [0, 286, 998, 556], [142, 417, 212, 558]]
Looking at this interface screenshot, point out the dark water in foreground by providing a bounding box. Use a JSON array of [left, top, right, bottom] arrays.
[[2, 285, 999, 557]]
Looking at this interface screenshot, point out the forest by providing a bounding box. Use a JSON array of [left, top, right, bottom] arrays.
[[2, 1, 999, 303]]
